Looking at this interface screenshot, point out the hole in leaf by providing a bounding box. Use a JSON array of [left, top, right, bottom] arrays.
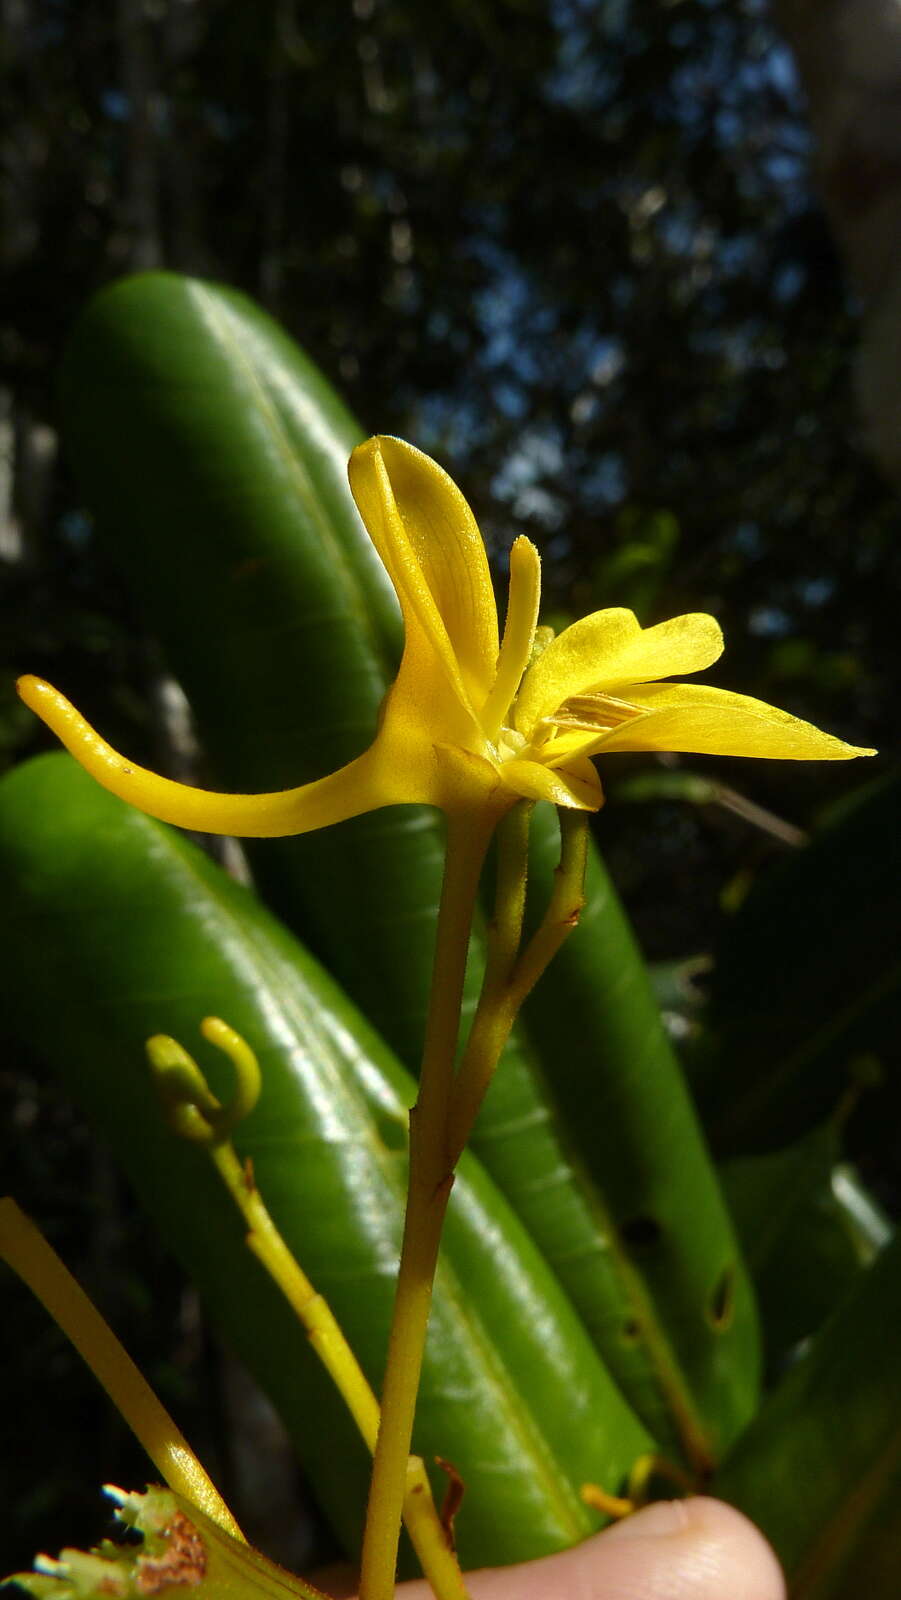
[[619, 1214, 662, 1250], [621, 1318, 641, 1344], [709, 1263, 736, 1331]]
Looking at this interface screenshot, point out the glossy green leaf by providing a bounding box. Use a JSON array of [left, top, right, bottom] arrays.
[[716, 1232, 901, 1598], [59, 270, 434, 1058], [58, 270, 756, 1467], [0, 753, 652, 1569], [506, 804, 760, 1474], [692, 775, 901, 1157], [721, 1126, 891, 1374]]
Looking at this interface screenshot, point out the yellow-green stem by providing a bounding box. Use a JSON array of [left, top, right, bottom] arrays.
[[505, 808, 589, 1008], [210, 1143, 467, 1600], [149, 1017, 468, 1600], [486, 801, 534, 976], [358, 811, 497, 1600], [214, 1144, 381, 1448], [447, 808, 588, 1165], [0, 1198, 243, 1541], [444, 804, 532, 1166]]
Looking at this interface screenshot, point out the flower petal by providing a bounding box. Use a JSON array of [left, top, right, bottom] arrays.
[[537, 728, 610, 768], [588, 682, 877, 760], [349, 437, 499, 713], [17, 676, 406, 835], [500, 753, 603, 810], [515, 609, 723, 734], [430, 741, 510, 815]]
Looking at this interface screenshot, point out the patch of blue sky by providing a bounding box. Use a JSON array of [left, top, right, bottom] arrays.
[[611, 274, 636, 312], [59, 509, 93, 549], [761, 149, 807, 189], [471, 252, 558, 380], [560, 325, 626, 390], [668, 19, 807, 172], [798, 577, 835, 609], [766, 41, 800, 99], [731, 521, 763, 558], [426, 308, 452, 341], [476, 323, 545, 383], [655, 206, 713, 263], [688, 318, 785, 373], [749, 605, 792, 637], [490, 429, 571, 529], [544, 34, 621, 111], [491, 424, 566, 503], [715, 107, 743, 147], [507, 484, 567, 530], [582, 451, 628, 508], [544, 0, 628, 110], [408, 392, 482, 461], [588, 334, 626, 388], [365, 166, 407, 212], [771, 261, 806, 304], [100, 89, 130, 122], [549, 0, 630, 37], [491, 380, 529, 421], [717, 234, 760, 277], [668, 19, 695, 51]]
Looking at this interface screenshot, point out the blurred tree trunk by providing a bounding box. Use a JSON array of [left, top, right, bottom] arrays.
[[259, 0, 297, 314], [163, 0, 208, 274], [117, 0, 162, 269], [776, 0, 901, 486]]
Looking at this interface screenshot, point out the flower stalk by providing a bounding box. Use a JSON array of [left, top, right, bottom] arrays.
[[358, 811, 498, 1600], [359, 802, 590, 1600], [148, 1021, 469, 1600], [447, 805, 588, 1167]]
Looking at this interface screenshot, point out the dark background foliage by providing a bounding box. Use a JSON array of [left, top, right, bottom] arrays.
[[0, 0, 895, 1577]]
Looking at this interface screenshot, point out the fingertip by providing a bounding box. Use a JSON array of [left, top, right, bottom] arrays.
[[598, 1497, 790, 1600], [457, 1496, 785, 1600]]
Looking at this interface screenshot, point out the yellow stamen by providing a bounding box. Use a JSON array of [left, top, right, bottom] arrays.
[[479, 536, 541, 743], [549, 691, 647, 733], [580, 1482, 636, 1520]]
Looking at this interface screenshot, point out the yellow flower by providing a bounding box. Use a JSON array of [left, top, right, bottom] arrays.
[[18, 437, 874, 834]]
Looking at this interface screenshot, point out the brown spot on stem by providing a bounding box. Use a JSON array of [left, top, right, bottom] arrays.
[[435, 1457, 465, 1551]]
